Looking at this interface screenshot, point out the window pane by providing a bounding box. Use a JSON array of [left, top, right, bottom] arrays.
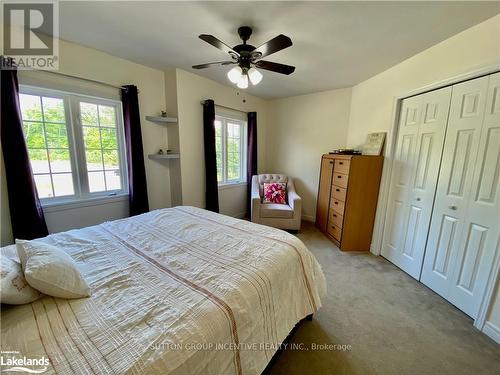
[[45, 122, 68, 148], [88, 171, 106, 192], [42, 97, 65, 122], [86, 150, 103, 171], [83, 126, 101, 149], [100, 128, 117, 149], [103, 150, 119, 169], [29, 149, 50, 173], [80, 102, 98, 125], [215, 120, 222, 136], [49, 149, 72, 173], [99, 105, 116, 127], [23, 122, 45, 148], [52, 173, 74, 196], [228, 137, 238, 153], [105, 170, 122, 190], [34, 174, 53, 198], [20, 94, 42, 121], [215, 121, 223, 182]]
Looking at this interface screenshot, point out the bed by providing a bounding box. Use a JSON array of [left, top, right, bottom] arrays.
[[1, 206, 326, 374]]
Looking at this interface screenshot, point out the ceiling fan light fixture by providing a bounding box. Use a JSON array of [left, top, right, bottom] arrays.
[[248, 67, 263, 85], [236, 72, 249, 89], [227, 66, 242, 83]]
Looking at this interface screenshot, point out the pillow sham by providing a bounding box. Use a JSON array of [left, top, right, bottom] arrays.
[[263, 182, 287, 204], [1, 256, 42, 305], [16, 239, 91, 299]]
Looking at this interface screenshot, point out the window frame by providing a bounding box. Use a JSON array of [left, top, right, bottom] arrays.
[[215, 114, 247, 186], [19, 85, 129, 206]]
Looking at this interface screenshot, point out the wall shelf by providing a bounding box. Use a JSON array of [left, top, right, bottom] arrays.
[[148, 153, 180, 160], [145, 115, 178, 124]]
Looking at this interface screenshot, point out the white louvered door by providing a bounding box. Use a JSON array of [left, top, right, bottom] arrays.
[[381, 87, 452, 279], [421, 73, 500, 318]]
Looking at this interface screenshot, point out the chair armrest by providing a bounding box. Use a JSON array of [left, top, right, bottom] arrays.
[[287, 179, 302, 212], [251, 175, 261, 220]]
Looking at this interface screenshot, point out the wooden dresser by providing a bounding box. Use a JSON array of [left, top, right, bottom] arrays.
[[316, 154, 384, 251]]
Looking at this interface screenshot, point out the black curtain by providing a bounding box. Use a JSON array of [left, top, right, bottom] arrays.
[[203, 100, 219, 213], [0, 57, 48, 239], [247, 112, 257, 216], [121, 85, 149, 216]]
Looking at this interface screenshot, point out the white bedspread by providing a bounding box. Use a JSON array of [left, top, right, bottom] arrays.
[[1, 206, 326, 374]]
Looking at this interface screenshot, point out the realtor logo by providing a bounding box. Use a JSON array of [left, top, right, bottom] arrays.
[[2, 0, 59, 69]]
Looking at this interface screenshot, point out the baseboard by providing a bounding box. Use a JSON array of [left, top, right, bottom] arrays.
[[370, 243, 381, 256], [230, 211, 247, 219], [302, 214, 315, 223], [482, 321, 500, 344]]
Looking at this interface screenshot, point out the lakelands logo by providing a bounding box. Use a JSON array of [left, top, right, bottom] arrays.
[[1, 0, 59, 70], [1, 351, 50, 373]]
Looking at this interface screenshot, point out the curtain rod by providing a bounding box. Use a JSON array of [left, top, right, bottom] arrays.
[[200, 100, 247, 114], [34, 70, 132, 91]]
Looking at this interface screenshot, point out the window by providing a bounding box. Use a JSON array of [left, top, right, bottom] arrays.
[[19, 86, 127, 204], [215, 115, 247, 185]]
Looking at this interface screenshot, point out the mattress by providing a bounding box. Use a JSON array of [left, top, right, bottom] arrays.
[[1, 206, 326, 374]]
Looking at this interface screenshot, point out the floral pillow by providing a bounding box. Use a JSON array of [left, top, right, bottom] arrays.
[[263, 182, 287, 204]]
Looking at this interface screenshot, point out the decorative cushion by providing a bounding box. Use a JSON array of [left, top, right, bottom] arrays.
[[263, 182, 287, 204], [16, 239, 91, 299], [260, 203, 294, 219], [1, 248, 42, 305]]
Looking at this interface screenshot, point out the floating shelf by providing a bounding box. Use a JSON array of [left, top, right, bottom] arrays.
[[148, 153, 180, 160], [145, 115, 178, 124]]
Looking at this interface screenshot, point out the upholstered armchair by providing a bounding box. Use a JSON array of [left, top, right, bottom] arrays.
[[251, 174, 302, 231]]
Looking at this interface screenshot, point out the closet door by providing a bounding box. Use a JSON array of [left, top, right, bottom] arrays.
[[381, 87, 451, 279], [421, 73, 500, 318]]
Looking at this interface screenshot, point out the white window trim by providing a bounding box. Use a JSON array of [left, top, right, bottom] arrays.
[[19, 85, 129, 207], [215, 114, 247, 186]]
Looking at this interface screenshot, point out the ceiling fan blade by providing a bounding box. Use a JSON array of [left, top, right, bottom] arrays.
[[255, 60, 295, 75], [253, 34, 292, 58], [199, 34, 239, 56], [192, 61, 235, 69]]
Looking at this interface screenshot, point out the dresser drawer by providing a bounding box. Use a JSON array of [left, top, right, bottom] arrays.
[[329, 210, 344, 228], [332, 172, 349, 188], [331, 185, 347, 202], [330, 198, 345, 214], [327, 223, 342, 241], [334, 159, 350, 174]]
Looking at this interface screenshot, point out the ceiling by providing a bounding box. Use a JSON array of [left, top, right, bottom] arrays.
[[59, 1, 500, 99]]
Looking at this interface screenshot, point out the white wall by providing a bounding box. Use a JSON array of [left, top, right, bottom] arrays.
[[266, 88, 352, 221], [175, 69, 268, 215], [346, 14, 500, 257], [1, 37, 169, 244], [344, 14, 500, 341]]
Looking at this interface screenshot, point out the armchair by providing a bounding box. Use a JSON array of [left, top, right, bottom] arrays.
[[251, 174, 302, 230]]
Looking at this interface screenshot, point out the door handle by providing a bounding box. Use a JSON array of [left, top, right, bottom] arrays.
[[449, 205, 457, 210]]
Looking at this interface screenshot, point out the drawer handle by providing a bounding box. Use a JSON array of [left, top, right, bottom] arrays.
[[449, 205, 458, 210], [337, 175, 342, 179], [329, 161, 333, 164], [336, 188, 340, 192], [334, 201, 338, 205], [331, 226, 335, 229], [339, 162, 343, 165], [333, 214, 337, 217]]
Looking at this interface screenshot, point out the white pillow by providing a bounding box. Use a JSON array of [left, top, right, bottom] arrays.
[[1, 255, 42, 305], [16, 239, 91, 299]]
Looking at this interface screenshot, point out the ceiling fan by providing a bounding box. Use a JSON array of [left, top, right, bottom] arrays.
[[192, 26, 295, 89]]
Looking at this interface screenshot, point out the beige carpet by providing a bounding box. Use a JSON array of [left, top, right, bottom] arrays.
[[268, 222, 500, 375]]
